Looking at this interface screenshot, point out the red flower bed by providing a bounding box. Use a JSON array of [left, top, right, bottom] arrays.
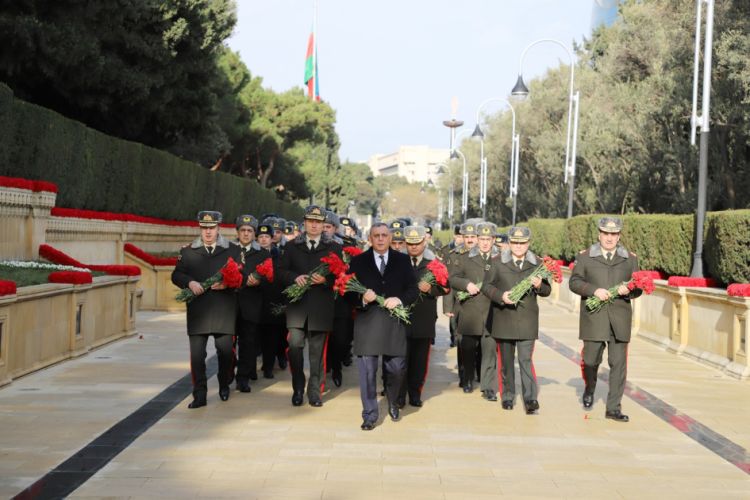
[[48, 271, 93, 285], [0, 176, 58, 193], [637, 270, 668, 280], [667, 276, 718, 288], [51, 207, 234, 228], [0, 280, 17, 296], [124, 243, 178, 266], [727, 284, 750, 297], [39, 244, 141, 276]]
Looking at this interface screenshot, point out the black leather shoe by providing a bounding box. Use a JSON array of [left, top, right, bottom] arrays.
[[278, 357, 287, 370], [249, 372, 258, 381], [309, 399, 323, 407], [525, 400, 540, 414], [605, 410, 629, 422], [462, 382, 473, 394], [332, 370, 342, 387], [361, 420, 375, 431], [188, 398, 207, 409], [501, 401, 513, 410], [291, 391, 304, 406], [582, 392, 594, 409], [236, 379, 251, 393], [483, 390, 497, 402], [388, 404, 400, 421], [219, 386, 230, 401], [263, 370, 274, 379], [409, 398, 423, 407]]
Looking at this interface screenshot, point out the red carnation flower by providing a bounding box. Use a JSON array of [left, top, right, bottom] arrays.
[[220, 257, 244, 289], [252, 258, 275, 283], [425, 259, 449, 287]]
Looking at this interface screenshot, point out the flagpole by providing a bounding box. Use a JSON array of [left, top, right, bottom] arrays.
[[312, 0, 318, 101]]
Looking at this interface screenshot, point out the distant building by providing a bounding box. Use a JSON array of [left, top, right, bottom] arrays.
[[591, 0, 622, 29], [367, 145, 449, 184]]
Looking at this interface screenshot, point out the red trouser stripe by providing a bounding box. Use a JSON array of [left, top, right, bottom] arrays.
[[320, 332, 330, 393], [418, 344, 432, 394], [286, 330, 292, 373], [496, 342, 503, 395], [579, 345, 585, 380], [530, 341, 537, 383]]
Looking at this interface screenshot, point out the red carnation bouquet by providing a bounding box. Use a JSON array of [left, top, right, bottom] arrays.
[[507, 256, 563, 303], [283, 252, 347, 303], [585, 270, 655, 312], [421, 259, 449, 289], [333, 272, 411, 324], [250, 257, 274, 283], [342, 246, 364, 263], [176, 257, 244, 303]]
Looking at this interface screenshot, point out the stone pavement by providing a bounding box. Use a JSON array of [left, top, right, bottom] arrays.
[[1, 301, 749, 499]]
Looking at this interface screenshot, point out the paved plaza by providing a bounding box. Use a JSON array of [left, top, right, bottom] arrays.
[[2, 301, 749, 499]]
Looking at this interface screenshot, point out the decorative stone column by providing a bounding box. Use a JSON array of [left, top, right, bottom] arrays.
[[0, 187, 56, 260]]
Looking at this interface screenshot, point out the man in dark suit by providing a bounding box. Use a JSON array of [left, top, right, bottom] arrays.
[[482, 226, 551, 413], [347, 222, 419, 430], [257, 223, 286, 379], [398, 226, 449, 408], [171, 211, 243, 408], [277, 205, 343, 407], [233, 214, 271, 392], [569, 217, 641, 422]]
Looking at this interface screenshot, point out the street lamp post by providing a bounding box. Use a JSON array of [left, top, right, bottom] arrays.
[[472, 98, 518, 221], [689, 0, 715, 278], [451, 149, 468, 216], [436, 163, 452, 227], [512, 38, 580, 218]]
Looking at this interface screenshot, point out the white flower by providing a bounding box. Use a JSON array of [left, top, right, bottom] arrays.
[[0, 261, 91, 273]]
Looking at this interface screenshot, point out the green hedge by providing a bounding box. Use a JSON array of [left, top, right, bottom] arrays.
[[0, 83, 303, 222]]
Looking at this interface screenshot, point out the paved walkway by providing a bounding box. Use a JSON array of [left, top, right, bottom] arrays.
[[1, 301, 749, 499]]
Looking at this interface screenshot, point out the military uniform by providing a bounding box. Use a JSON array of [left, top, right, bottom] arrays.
[[482, 227, 551, 412], [568, 217, 642, 421], [277, 205, 343, 406], [233, 215, 271, 390], [171, 211, 243, 407], [449, 222, 494, 393], [397, 227, 449, 407], [257, 223, 287, 378]]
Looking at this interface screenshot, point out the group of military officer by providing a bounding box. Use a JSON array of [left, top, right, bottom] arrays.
[[441, 216, 639, 422], [172, 205, 639, 425]]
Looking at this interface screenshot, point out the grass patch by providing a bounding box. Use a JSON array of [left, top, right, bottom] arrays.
[[0, 265, 104, 287]]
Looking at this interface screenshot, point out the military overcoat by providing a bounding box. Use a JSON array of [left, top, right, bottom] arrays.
[[408, 252, 450, 339], [235, 241, 271, 324], [449, 246, 497, 336], [171, 235, 242, 335], [568, 243, 642, 342], [481, 250, 551, 340]]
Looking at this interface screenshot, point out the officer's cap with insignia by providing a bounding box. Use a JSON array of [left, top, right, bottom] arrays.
[[460, 222, 478, 236], [477, 222, 497, 237], [257, 223, 273, 236], [284, 221, 298, 235], [453, 224, 462, 235], [495, 233, 509, 244], [508, 226, 532, 243], [324, 211, 340, 226], [391, 228, 405, 242], [235, 214, 258, 230], [424, 226, 433, 236], [404, 225, 426, 244], [197, 210, 222, 228], [389, 220, 404, 230], [340, 216, 356, 229], [598, 217, 623, 234], [271, 218, 286, 231], [303, 205, 326, 221]]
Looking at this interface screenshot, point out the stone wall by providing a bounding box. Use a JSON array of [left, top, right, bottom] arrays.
[[0, 276, 139, 386]]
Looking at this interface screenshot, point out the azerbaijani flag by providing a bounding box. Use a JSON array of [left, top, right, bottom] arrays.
[[304, 31, 320, 101]]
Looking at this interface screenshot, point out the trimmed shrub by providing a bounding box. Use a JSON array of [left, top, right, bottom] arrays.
[[704, 210, 750, 284], [525, 218, 566, 259], [0, 83, 303, 222]]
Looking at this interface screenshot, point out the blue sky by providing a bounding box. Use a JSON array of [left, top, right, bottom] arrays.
[[227, 1, 595, 163]]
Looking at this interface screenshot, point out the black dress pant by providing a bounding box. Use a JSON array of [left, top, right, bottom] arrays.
[[327, 316, 351, 375], [460, 335, 481, 386], [235, 319, 258, 382], [398, 337, 432, 403], [260, 323, 284, 372], [189, 334, 234, 400], [288, 326, 328, 402]]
